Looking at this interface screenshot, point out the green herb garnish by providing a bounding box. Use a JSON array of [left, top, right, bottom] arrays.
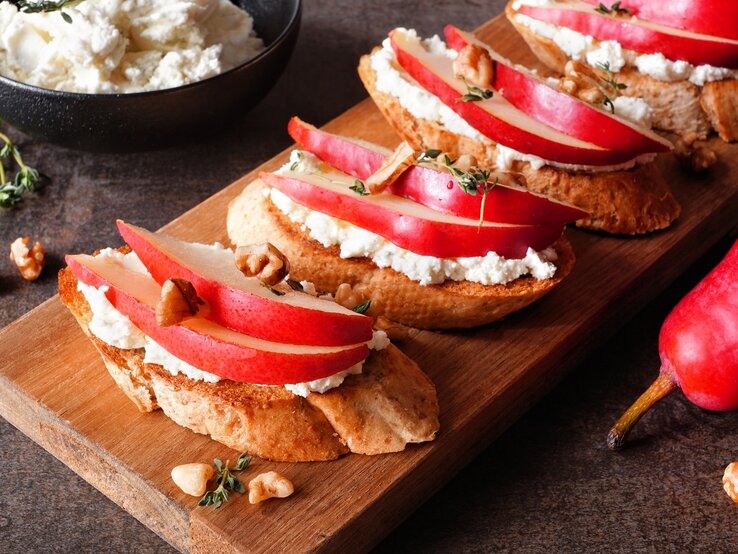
[[198, 452, 252, 509], [350, 179, 369, 196], [262, 282, 286, 296], [0, 128, 44, 210], [286, 279, 303, 291], [352, 300, 371, 314], [457, 76, 493, 103], [595, 62, 627, 113], [594, 1, 631, 16], [415, 150, 498, 226], [10, 0, 82, 22], [289, 151, 303, 172]]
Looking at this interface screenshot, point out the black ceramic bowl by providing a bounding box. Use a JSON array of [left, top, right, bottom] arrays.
[[0, 0, 301, 152]]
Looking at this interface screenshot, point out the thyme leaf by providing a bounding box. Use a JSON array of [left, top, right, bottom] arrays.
[[198, 452, 252, 509], [456, 77, 493, 103], [350, 179, 369, 196], [286, 279, 303, 291], [9, 0, 82, 22], [594, 1, 631, 15], [261, 282, 286, 296], [352, 300, 371, 314]]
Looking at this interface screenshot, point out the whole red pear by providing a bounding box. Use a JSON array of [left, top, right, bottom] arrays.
[[608, 240, 738, 450]]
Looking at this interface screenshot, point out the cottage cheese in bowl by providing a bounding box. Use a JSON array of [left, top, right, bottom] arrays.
[[0, 0, 266, 93]]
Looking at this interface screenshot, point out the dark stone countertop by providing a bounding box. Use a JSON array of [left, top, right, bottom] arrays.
[[2, 1, 738, 552]]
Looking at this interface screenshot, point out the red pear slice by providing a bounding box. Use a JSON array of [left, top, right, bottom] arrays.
[[261, 170, 564, 259], [444, 25, 672, 153], [288, 116, 588, 224], [578, 0, 738, 40], [389, 29, 663, 165], [68, 253, 369, 385], [517, 2, 738, 69], [117, 221, 373, 347]]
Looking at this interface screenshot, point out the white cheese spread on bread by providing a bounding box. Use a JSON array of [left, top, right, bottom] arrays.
[[512, 2, 738, 86], [370, 28, 654, 173], [0, 0, 265, 93], [77, 248, 386, 396]]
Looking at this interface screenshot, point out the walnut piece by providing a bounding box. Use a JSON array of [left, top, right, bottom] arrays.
[[9, 237, 45, 281], [453, 154, 477, 173], [561, 60, 606, 105], [334, 283, 368, 312], [248, 471, 294, 504], [366, 142, 417, 194], [235, 242, 290, 286], [723, 462, 738, 503], [156, 278, 204, 327], [453, 43, 494, 89], [171, 463, 214, 497]]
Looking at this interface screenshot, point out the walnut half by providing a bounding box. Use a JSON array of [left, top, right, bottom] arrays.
[[10, 237, 45, 281], [156, 278, 204, 326], [248, 471, 294, 504], [453, 43, 494, 89], [235, 242, 290, 286]]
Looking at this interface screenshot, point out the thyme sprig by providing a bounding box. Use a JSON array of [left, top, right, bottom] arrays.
[[198, 452, 252, 509], [0, 130, 43, 210], [457, 76, 493, 103], [594, 1, 630, 16], [416, 149, 498, 231], [595, 62, 627, 113], [10, 0, 82, 23]]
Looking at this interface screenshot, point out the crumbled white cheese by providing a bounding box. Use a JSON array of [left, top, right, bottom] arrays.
[[78, 248, 380, 394], [284, 362, 363, 397], [78, 281, 147, 349], [612, 96, 653, 129], [267, 171, 558, 287], [143, 337, 221, 383], [369, 28, 650, 173], [284, 330, 389, 397], [513, 5, 738, 85], [0, 0, 264, 93]]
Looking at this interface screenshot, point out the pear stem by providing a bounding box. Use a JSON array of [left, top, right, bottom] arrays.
[[607, 372, 677, 451]]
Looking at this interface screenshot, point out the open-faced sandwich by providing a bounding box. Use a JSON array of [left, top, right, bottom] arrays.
[[59, 221, 439, 462], [506, 0, 738, 144], [227, 117, 584, 329], [358, 26, 679, 234]]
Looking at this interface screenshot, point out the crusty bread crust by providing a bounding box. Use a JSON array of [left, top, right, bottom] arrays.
[[226, 181, 575, 329], [358, 53, 680, 234], [701, 79, 738, 142], [58, 264, 439, 462], [505, 0, 737, 143]]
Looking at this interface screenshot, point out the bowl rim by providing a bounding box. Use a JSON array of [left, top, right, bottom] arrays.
[[0, 0, 302, 99]]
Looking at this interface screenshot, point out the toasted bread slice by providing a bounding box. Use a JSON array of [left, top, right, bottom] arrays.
[[58, 264, 439, 462], [358, 53, 680, 235], [226, 180, 575, 329], [505, 0, 737, 143]]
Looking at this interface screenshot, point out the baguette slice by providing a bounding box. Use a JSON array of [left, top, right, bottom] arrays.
[[505, 0, 738, 143], [59, 263, 439, 462], [358, 52, 680, 235], [227, 180, 575, 329]]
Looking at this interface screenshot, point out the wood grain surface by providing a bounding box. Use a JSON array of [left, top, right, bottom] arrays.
[[1, 14, 738, 554]]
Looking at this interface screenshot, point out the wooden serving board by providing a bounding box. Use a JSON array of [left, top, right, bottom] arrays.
[[2, 14, 738, 554]]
